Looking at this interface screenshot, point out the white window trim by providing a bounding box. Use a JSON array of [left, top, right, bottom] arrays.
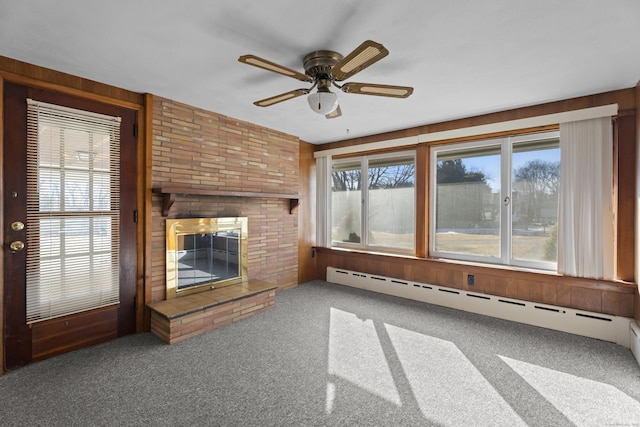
[[316, 156, 331, 248]]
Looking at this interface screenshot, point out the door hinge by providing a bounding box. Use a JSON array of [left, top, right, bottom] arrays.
[[133, 210, 138, 223], [133, 295, 138, 309], [133, 122, 138, 137]]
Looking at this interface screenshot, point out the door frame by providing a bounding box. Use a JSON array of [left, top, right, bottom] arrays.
[[0, 62, 147, 373]]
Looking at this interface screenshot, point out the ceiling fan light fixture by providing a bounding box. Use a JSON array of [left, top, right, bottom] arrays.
[[307, 90, 339, 115]]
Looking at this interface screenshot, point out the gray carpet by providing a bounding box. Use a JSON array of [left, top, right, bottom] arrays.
[[1, 280, 639, 426]]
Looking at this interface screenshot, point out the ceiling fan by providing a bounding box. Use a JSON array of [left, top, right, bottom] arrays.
[[238, 40, 414, 119]]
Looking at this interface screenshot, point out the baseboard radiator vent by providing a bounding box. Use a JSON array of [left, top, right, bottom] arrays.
[[327, 267, 633, 349]]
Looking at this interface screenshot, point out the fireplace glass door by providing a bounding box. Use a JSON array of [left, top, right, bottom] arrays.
[[166, 217, 248, 298], [176, 231, 239, 289]]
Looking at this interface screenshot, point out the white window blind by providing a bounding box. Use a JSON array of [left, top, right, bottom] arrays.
[[26, 99, 121, 323]]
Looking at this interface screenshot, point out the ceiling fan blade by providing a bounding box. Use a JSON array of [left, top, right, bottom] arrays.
[[330, 40, 389, 81], [325, 105, 342, 119], [239, 54, 312, 82], [253, 89, 309, 107], [341, 82, 413, 98]]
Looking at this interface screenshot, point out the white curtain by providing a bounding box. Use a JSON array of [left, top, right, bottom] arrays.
[[316, 156, 330, 247], [557, 117, 614, 280]]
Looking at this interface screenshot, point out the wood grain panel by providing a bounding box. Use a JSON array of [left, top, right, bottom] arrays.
[[415, 144, 428, 258], [135, 101, 148, 333], [315, 250, 330, 281], [406, 260, 438, 284], [516, 279, 534, 302], [570, 287, 602, 313], [505, 277, 519, 299], [602, 291, 634, 317], [298, 140, 317, 283], [3, 82, 31, 369], [437, 268, 463, 289], [0, 56, 143, 108], [616, 114, 636, 282], [478, 274, 508, 297], [557, 285, 572, 308], [143, 94, 154, 331], [31, 306, 118, 361], [541, 282, 558, 306]]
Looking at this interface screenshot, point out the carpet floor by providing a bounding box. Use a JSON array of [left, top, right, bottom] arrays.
[[1, 280, 639, 426]]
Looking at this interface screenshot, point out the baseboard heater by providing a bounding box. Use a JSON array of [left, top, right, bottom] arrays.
[[631, 321, 640, 366], [327, 267, 635, 350]]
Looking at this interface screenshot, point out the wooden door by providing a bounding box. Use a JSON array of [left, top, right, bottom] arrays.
[[3, 82, 137, 369]]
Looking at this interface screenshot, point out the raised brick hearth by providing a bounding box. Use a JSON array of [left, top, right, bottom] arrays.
[[148, 279, 277, 344]]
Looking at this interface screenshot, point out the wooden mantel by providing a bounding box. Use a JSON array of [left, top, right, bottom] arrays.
[[152, 184, 301, 216]]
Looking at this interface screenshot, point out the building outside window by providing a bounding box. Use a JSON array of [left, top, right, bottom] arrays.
[[331, 151, 416, 254], [430, 131, 560, 270]]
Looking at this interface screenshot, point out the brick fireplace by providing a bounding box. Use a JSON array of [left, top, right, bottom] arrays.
[[150, 96, 301, 306], [148, 96, 301, 343]]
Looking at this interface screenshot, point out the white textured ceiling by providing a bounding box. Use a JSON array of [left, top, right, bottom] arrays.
[[1, 0, 640, 144]]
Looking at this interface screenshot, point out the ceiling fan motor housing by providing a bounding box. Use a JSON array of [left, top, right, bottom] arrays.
[[303, 50, 343, 81]]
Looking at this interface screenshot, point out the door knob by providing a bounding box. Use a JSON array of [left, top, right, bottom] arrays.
[[11, 221, 25, 231], [9, 241, 25, 252]]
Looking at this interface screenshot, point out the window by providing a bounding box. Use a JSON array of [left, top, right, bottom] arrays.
[[331, 151, 415, 253], [431, 131, 559, 270], [26, 99, 121, 323]]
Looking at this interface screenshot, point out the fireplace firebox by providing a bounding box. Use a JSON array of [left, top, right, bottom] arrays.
[[166, 217, 248, 299]]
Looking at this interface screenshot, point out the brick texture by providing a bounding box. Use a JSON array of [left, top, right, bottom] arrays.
[[151, 96, 300, 302], [150, 290, 276, 344]]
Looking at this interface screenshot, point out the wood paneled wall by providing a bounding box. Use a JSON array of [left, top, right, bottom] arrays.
[[617, 114, 637, 282], [0, 56, 143, 108], [298, 140, 317, 283], [314, 87, 639, 318]]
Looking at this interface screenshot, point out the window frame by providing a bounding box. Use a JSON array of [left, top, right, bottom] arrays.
[[429, 130, 560, 271], [330, 150, 417, 255]]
